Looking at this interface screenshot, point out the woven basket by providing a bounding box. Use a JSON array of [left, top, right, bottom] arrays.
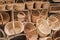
[[35, 1, 43, 9], [24, 22, 38, 40], [0, 12, 10, 25], [6, 4, 13, 10], [4, 21, 24, 36], [36, 19, 51, 37], [31, 11, 40, 23], [14, 3, 25, 11], [43, 2, 50, 9], [17, 12, 26, 22], [0, 4, 5, 11], [26, 1, 34, 10]]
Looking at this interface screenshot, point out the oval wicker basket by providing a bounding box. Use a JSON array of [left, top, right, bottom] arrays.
[[4, 21, 24, 36], [35, 1, 43, 9], [17, 12, 26, 22], [36, 19, 51, 37], [14, 3, 25, 11], [26, 1, 34, 10], [24, 22, 38, 40]]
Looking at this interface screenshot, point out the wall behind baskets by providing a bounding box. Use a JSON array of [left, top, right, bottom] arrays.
[[0, 0, 60, 40]]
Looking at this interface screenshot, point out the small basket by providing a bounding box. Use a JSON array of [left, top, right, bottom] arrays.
[[31, 10, 40, 23], [43, 2, 50, 9], [35, 1, 43, 9], [6, 4, 13, 10], [17, 12, 26, 22], [0, 4, 5, 11], [24, 22, 38, 40], [0, 12, 10, 25], [26, 1, 34, 10], [14, 3, 25, 11], [36, 19, 51, 37], [4, 21, 24, 36]]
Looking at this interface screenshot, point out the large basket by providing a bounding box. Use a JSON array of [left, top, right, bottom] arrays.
[[17, 12, 26, 22], [24, 22, 38, 40], [36, 19, 51, 37], [35, 1, 43, 9], [26, 1, 34, 10], [6, 4, 13, 10], [0, 12, 10, 25], [4, 21, 24, 36], [14, 3, 25, 11]]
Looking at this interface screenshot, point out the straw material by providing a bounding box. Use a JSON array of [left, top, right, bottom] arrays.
[[14, 3, 25, 11], [26, 1, 34, 10], [6, 4, 13, 10], [17, 12, 26, 22], [36, 19, 51, 37], [43, 2, 50, 9], [35, 1, 43, 9], [4, 21, 24, 36], [24, 22, 38, 40]]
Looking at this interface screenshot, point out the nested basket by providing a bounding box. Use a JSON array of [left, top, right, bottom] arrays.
[[17, 12, 26, 22], [35, 1, 43, 9], [24, 22, 38, 40], [0, 4, 5, 11], [0, 12, 10, 25], [43, 2, 50, 9], [25, 1, 34, 10], [47, 15, 60, 30], [4, 21, 24, 36], [39, 37, 52, 40], [36, 19, 51, 37], [31, 10, 40, 23], [14, 3, 25, 11], [0, 29, 7, 40], [52, 30, 60, 40], [6, 4, 13, 10]]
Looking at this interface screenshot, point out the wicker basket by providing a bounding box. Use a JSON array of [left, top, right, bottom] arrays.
[[17, 12, 26, 22], [6, 4, 13, 10], [31, 11, 40, 23], [4, 21, 24, 36], [0, 12, 10, 25], [24, 22, 38, 40], [36, 19, 51, 37], [43, 2, 50, 9], [35, 1, 43, 9], [14, 3, 25, 11], [0, 4, 5, 11], [26, 1, 34, 10]]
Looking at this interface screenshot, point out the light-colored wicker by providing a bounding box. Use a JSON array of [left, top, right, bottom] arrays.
[[4, 21, 24, 36], [26, 1, 34, 10], [17, 12, 26, 22], [14, 3, 25, 11]]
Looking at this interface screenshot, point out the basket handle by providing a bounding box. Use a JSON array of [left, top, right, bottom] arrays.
[[0, 29, 6, 38], [0, 13, 4, 25]]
